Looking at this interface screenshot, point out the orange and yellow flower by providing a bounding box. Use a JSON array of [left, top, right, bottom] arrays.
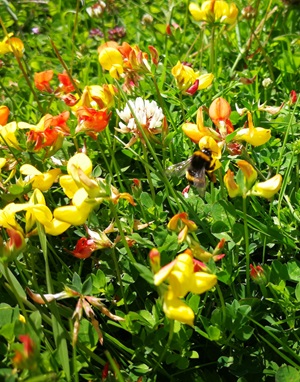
[[0, 33, 24, 57], [171, 61, 214, 94]]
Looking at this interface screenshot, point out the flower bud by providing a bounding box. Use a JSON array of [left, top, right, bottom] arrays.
[[237, 160, 257, 189], [0, 105, 9, 125], [149, 248, 161, 273], [250, 264, 266, 284]]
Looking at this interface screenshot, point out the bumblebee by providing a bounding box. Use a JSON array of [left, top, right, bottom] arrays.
[[166, 149, 217, 194]]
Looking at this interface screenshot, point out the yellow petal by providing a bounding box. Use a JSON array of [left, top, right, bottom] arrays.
[[163, 288, 194, 326], [235, 127, 271, 146], [53, 200, 94, 225], [28, 204, 53, 225], [20, 164, 42, 176], [224, 169, 241, 198], [109, 64, 124, 80], [190, 272, 217, 294], [60, 175, 80, 198], [0, 122, 21, 150], [189, 3, 206, 21], [99, 47, 123, 70], [199, 136, 221, 159], [168, 270, 190, 298], [29, 189, 46, 205], [154, 260, 176, 286], [197, 73, 214, 90], [0, 158, 6, 169], [43, 219, 71, 236], [249, 174, 282, 199], [67, 153, 93, 177], [237, 160, 257, 189]]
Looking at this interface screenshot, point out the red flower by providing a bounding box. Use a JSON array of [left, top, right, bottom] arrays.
[[70, 237, 98, 259], [76, 106, 110, 139], [26, 111, 70, 151], [250, 264, 266, 284], [290, 90, 297, 104], [58, 71, 75, 93], [34, 70, 53, 92], [12, 335, 36, 369]]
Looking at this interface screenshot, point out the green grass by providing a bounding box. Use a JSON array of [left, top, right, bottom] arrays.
[[0, 0, 300, 381]]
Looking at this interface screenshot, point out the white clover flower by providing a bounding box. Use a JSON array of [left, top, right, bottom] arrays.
[[262, 78, 273, 88], [116, 97, 164, 146], [142, 13, 154, 24], [86, 1, 106, 18]]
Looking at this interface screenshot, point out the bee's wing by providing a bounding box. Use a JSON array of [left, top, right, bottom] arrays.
[[191, 166, 207, 196], [165, 157, 193, 178]]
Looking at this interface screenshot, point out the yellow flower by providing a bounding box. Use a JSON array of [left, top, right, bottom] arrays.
[[237, 160, 257, 190], [0, 158, 6, 171], [189, 0, 238, 25], [171, 61, 213, 94], [248, 174, 282, 199], [67, 153, 93, 179], [235, 112, 271, 146], [71, 84, 115, 111], [154, 250, 217, 325], [198, 73, 214, 89], [20, 165, 61, 192], [59, 175, 80, 199], [65, 153, 101, 198], [0, 189, 71, 236], [182, 107, 220, 143], [27, 203, 71, 236], [0, 122, 21, 150], [0, 33, 24, 57], [224, 169, 241, 198], [198, 136, 222, 173], [98, 47, 124, 79], [163, 287, 195, 326], [53, 188, 101, 226], [0, 203, 27, 233]]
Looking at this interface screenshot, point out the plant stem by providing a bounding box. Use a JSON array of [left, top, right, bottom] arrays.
[[142, 144, 156, 200], [104, 350, 125, 382], [243, 197, 250, 297], [3, 262, 29, 322], [152, 319, 174, 374], [111, 247, 128, 313], [210, 26, 215, 74]]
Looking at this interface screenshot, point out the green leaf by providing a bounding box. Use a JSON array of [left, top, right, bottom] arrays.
[[133, 263, 154, 285], [78, 319, 98, 348], [129, 233, 154, 248], [236, 325, 254, 341], [287, 260, 300, 282], [187, 294, 200, 313], [0, 263, 26, 300], [92, 269, 106, 290], [82, 277, 93, 296], [295, 283, 300, 302], [275, 365, 300, 382], [0, 303, 19, 326], [8, 185, 24, 195], [72, 272, 82, 293], [207, 325, 221, 341], [140, 192, 154, 208]]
